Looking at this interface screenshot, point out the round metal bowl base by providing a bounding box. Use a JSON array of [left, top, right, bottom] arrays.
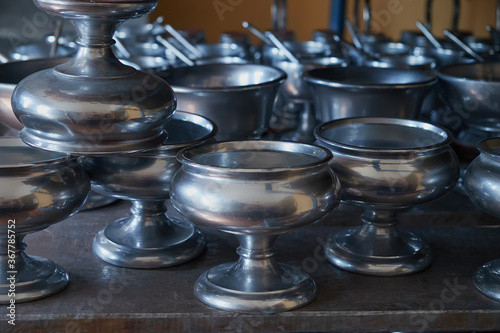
[[473, 259, 500, 301], [20, 129, 168, 155], [0, 255, 69, 304], [325, 229, 432, 276], [194, 262, 316, 313], [93, 217, 206, 269]]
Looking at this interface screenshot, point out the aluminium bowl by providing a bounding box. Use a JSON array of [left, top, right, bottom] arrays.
[[158, 64, 286, 140], [303, 67, 436, 122]]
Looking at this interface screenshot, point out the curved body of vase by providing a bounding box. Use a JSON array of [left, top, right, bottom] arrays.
[[315, 117, 459, 276], [11, 0, 175, 155], [0, 137, 90, 303], [464, 138, 500, 301], [82, 112, 216, 268], [170, 140, 341, 313]]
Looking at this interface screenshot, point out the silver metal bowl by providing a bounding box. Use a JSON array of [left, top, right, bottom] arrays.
[[303, 67, 436, 122], [82, 111, 216, 268], [315, 117, 459, 276], [159, 64, 286, 140], [262, 41, 335, 64], [364, 55, 436, 73], [464, 138, 500, 302], [438, 63, 500, 125], [171, 140, 341, 313], [0, 137, 90, 303]]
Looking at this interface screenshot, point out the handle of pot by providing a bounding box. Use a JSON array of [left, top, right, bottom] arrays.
[[353, 0, 371, 34], [426, 0, 460, 31], [271, 0, 288, 30]]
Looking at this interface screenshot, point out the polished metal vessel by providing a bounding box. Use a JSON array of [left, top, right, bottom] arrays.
[[315, 117, 459, 276], [464, 138, 500, 301], [0, 137, 90, 303], [82, 112, 216, 268], [170, 140, 341, 313], [303, 67, 436, 122], [159, 64, 286, 140], [438, 63, 500, 126], [11, 0, 176, 155]]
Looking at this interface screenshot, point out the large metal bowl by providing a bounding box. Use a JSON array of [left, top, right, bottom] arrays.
[[303, 67, 436, 122], [158, 64, 286, 140], [438, 63, 500, 124]]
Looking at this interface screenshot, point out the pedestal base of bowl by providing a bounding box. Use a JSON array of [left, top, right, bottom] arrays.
[[0, 254, 69, 304], [325, 227, 432, 276], [194, 262, 316, 313], [473, 259, 500, 301], [93, 216, 206, 269]]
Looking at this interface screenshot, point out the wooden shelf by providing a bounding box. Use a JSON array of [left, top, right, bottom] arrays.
[[8, 191, 500, 332]]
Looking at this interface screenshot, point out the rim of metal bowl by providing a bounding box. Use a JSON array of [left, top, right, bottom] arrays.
[[478, 137, 500, 156], [314, 117, 453, 154], [0, 137, 70, 169], [177, 140, 333, 174], [159, 111, 218, 151], [437, 62, 500, 83], [303, 66, 436, 89], [161, 64, 287, 93]]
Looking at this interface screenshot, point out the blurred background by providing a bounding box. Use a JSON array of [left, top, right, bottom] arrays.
[[0, 0, 497, 51]]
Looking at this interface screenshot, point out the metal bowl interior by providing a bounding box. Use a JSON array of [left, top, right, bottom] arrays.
[[179, 140, 331, 172], [160, 64, 286, 91], [304, 66, 435, 88], [315, 117, 451, 152]]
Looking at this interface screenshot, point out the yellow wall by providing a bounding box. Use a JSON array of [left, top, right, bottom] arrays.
[[152, 0, 497, 43]]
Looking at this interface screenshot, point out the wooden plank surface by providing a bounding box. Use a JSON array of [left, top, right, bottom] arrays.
[[4, 191, 500, 333]]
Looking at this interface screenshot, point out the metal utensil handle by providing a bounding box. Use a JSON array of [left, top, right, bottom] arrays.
[[416, 20, 443, 50], [242, 21, 274, 46], [114, 36, 131, 59], [353, 0, 371, 34], [426, 0, 460, 31], [49, 20, 63, 58], [165, 24, 204, 59], [345, 19, 364, 51], [156, 35, 195, 67], [443, 29, 485, 62], [264, 31, 300, 63], [271, 0, 288, 30]]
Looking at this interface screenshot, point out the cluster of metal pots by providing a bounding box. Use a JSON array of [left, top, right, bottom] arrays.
[[2, 0, 500, 315]]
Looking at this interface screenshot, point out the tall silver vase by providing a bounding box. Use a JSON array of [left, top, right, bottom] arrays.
[[11, 0, 175, 155]]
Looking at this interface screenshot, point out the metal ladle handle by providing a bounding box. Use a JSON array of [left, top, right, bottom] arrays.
[[443, 29, 485, 62], [353, 0, 371, 34], [164, 24, 204, 59], [264, 31, 300, 63], [156, 35, 195, 67], [271, 0, 287, 30], [416, 20, 443, 50], [242, 21, 274, 47], [426, 0, 460, 31]]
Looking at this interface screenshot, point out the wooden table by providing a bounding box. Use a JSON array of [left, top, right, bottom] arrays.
[[5, 191, 500, 333]]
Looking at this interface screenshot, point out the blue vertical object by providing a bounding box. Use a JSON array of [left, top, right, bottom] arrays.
[[330, 0, 346, 35]]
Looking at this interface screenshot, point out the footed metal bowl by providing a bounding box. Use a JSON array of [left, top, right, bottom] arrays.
[[83, 111, 216, 268], [171, 140, 341, 313], [0, 137, 90, 303], [465, 138, 500, 301], [316, 117, 459, 276]]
